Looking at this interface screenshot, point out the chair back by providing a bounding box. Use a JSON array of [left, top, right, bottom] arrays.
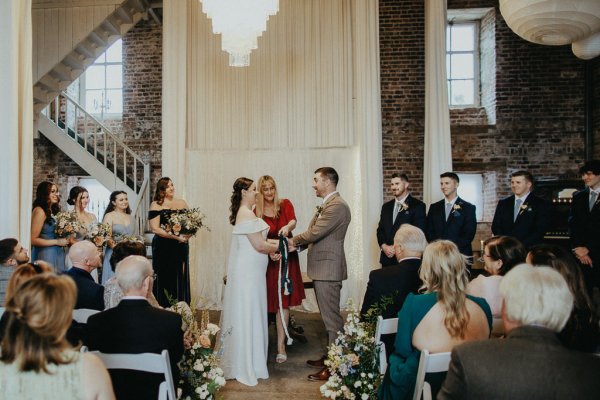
[[90, 349, 176, 400], [0, 307, 5, 319], [412, 349, 451, 400], [72, 308, 100, 323], [374, 316, 398, 374]]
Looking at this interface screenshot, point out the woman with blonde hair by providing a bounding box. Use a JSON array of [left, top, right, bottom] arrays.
[[0, 273, 114, 399], [378, 240, 492, 400]]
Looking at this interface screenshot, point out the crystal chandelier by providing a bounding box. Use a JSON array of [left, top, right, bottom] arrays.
[[200, 0, 279, 67]]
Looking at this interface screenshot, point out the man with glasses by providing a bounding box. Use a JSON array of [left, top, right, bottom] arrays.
[[0, 238, 30, 304], [86, 255, 184, 400]]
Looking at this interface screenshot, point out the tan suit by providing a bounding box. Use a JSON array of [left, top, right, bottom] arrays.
[[293, 192, 351, 343]]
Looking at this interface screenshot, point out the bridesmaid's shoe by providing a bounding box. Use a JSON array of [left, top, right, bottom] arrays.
[[275, 353, 287, 363]]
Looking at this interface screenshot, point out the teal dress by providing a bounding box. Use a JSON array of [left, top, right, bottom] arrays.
[[378, 292, 492, 400], [31, 219, 67, 273]]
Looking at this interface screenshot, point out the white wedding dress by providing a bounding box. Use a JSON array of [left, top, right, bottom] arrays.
[[219, 218, 270, 386]]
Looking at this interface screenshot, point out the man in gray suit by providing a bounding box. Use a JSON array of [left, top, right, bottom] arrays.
[[438, 264, 600, 400], [289, 167, 351, 382]]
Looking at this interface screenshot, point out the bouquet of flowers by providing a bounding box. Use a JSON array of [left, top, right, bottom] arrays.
[[87, 222, 112, 247], [321, 302, 382, 400], [53, 211, 84, 238], [161, 208, 209, 237], [113, 234, 145, 244], [169, 302, 225, 400]]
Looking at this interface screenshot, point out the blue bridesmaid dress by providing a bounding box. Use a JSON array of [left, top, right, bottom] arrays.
[[31, 219, 67, 273]]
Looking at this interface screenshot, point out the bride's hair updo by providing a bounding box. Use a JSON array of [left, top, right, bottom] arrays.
[[230, 177, 253, 225]]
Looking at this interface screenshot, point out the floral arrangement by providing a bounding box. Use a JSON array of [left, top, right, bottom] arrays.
[[321, 301, 382, 400], [169, 301, 225, 400], [53, 211, 84, 238], [87, 222, 112, 247], [161, 208, 209, 237], [113, 233, 145, 244]]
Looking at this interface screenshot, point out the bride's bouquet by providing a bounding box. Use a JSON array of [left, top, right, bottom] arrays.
[[161, 208, 209, 237], [53, 211, 84, 238], [169, 301, 225, 400], [87, 222, 112, 247]]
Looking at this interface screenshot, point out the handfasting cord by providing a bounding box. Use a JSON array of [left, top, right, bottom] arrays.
[[277, 234, 293, 345]]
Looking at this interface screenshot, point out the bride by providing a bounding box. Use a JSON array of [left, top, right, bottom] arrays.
[[220, 177, 281, 386]]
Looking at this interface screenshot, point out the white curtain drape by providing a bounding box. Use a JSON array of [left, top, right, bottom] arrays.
[[423, 0, 452, 205], [163, 0, 382, 309], [0, 0, 33, 246]]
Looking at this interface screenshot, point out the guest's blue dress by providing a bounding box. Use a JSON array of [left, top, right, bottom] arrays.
[[31, 219, 67, 273], [101, 222, 135, 284]]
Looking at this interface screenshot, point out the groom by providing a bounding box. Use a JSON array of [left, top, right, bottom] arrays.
[[289, 167, 351, 381]]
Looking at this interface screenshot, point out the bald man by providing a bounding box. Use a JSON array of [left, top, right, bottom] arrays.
[[66, 240, 104, 310]]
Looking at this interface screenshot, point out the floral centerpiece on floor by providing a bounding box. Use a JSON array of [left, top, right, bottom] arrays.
[[321, 301, 382, 400], [53, 211, 84, 238], [87, 222, 112, 247], [161, 208, 209, 237], [169, 301, 225, 400]]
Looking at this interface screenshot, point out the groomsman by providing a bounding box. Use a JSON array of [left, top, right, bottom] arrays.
[[491, 170, 550, 248], [289, 167, 351, 382], [376, 173, 426, 267], [426, 172, 477, 257], [569, 160, 600, 293]]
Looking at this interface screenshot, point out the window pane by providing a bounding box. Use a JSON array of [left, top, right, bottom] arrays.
[[93, 52, 106, 64], [85, 66, 105, 89], [446, 54, 451, 77], [450, 54, 474, 79], [85, 90, 104, 114], [106, 65, 122, 88], [446, 26, 451, 50], [450, 25, 475, 51], [105, 89, 123, 114], [451, 80, 474, 105], [106, 39, 122, 63]]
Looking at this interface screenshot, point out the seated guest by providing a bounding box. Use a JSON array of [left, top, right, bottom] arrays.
[[66, 240, 104, 310], [439, 264, 600, 399], [0, 238, 30, 305], [86, 255, 184, 400], [527, 244, 600, 352], [467, 236, 526, 318], [0, 273, 114, 399], [103, 240, 160, 309], [378, 241, 492, 400]]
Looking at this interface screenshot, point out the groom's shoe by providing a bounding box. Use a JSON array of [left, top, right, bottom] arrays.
[[308, 367, 330, 382], [306, 355, 327, 368]]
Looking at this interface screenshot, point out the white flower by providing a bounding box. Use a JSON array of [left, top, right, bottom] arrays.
[[353, 381, 362, 388], [361, 394, 369, 400], [193, 359, 205, 371]]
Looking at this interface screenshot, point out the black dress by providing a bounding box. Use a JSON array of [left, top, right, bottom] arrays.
[[149, 210, 191, 307]]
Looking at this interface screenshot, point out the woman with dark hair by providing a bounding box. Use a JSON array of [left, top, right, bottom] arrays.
[[0, 274, 114, 399], [67, 186, 97, 238], [148, 177, 191, 306], [101, 191, 134, 284], [527, 244, 600, 352], [219, 177, 281, 386], [31, 181, 69, 272], [467, 236, 526, 318]]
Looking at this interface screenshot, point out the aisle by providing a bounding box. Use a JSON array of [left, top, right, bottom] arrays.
[[216, 312, 329, 400]]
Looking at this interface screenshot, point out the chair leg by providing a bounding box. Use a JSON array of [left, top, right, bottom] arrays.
[[422, 382, 432, 400]]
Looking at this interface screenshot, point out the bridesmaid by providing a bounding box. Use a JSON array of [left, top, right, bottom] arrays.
[[67, 186, 97, 240], [30, 181, 69, 272], [148, 177, 191, 307], [101, 191, 134, 284]]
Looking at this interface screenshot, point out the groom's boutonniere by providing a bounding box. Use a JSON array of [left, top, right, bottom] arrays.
[[400, 203, 409, 213], [452, 203, 462, 217]]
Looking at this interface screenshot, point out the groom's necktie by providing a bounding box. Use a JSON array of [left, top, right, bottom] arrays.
[[514, 199, 522, 222], [590, 191, 598, 212], [393, 202, 400, 224]]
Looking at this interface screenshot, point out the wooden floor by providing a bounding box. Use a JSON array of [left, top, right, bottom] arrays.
[[209, 311, 330, 400]]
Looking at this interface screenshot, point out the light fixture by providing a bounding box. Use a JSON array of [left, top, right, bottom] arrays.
[[200, 0, 279, 67]]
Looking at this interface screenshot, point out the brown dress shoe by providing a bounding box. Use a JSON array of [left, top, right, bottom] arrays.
[[308, 367, 331, 381], [306, 355, 327, 368]]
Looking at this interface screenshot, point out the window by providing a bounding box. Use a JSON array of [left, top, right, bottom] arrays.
[[457, 173, 483, 221], [446, 22, 479, 107], [81, 39, 123, 119]]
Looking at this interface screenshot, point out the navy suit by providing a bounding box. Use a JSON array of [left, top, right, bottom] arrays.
[[376, 195, 426, 266], [86, 299, 184, 400], [426, 197, 476, 257], [491, 193, 550, 248], [65, 267, 104, 310], [569, 188, 600, 289]]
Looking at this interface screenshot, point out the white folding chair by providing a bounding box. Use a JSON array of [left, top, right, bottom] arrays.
[[72, 308, 100, 323], [374, 315, 399, 374], [412, 349, 452, 400], [0, 307, 5, 319], [90, 349, 176, 400]]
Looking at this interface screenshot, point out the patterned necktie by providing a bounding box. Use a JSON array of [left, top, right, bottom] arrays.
[[445, 203, 452, 221], [590, 191, 598, 212], [514, 199, 522, 222]]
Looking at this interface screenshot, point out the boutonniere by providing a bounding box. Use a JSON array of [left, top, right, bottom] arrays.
[[451, 203, 461, 217], [400, 203, 409, 213], [519, 204, 532, 214], [315, 205, 324, 217]]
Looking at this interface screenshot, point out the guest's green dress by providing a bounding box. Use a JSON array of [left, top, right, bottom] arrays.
[[378, 292, 492, 400]]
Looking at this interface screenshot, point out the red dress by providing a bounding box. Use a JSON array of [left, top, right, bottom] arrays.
[[260, 199, 306, 313]]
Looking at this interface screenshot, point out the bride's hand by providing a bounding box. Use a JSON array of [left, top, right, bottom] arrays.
[[270, 252, 282, 261]]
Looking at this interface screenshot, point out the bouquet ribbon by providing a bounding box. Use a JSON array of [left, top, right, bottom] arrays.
[[277, 234, 293, 345]]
